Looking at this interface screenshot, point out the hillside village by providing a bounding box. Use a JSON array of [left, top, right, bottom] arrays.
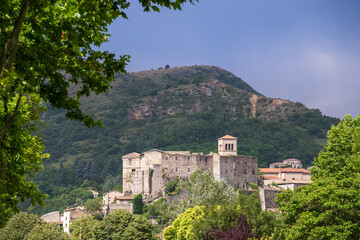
[[40, 134, 313, 234]]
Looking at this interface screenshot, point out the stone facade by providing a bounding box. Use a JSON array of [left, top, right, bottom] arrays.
[[41, 211, 63, 226], [122, 135, 258, 198], [269, 158, 302, 168], [63, 206, 86, 234]]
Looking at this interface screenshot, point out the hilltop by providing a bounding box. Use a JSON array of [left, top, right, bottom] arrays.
[[28, 65, 338, 215]]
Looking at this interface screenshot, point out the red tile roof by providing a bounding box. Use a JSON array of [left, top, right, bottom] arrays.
[[260, 168, 310, 174], [217, 135, 238, 140], [264, 176, 279, 180]]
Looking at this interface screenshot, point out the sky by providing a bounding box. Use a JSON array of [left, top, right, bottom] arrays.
[[102, 0, 360, 119]]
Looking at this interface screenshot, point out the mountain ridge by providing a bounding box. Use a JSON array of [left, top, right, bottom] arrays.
[[27, 65, 338, 215]]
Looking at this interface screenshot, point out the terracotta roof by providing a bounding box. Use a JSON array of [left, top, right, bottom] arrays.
[[260, 168, 310, 174], [122, 152, 140, 158], [264, 176, 279, 180], [217, 135, 238, 140]]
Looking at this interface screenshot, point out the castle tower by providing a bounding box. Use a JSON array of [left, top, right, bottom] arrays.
[[218, 135, 237, 156]]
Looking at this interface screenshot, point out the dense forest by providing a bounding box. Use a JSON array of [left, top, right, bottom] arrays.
[[24, 65, 339, 215]]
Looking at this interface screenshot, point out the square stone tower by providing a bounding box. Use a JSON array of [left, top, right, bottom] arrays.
[[218, 134, 237, 156]]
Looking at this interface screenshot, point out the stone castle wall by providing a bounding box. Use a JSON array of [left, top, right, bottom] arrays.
[[123, 151, 258, 196]]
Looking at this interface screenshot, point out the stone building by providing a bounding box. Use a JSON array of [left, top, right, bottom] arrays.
[[63, 206, 86, 234], [122, 135, 258, 198], [269, 158, 302, 168], [41, 211, 63, 227]]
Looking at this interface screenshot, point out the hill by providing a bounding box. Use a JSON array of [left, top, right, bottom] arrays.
[[27, 65, 338, 215]]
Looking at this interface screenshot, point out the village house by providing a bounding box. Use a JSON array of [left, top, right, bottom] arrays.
[[63, 206, 86, 234], [41, 211, 63, 227], [269, 158, 303, 168], [122, 135, 258, 199], [260, 167, 311, 190]]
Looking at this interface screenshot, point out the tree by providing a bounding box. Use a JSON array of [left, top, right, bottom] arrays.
[[163, 206, 205, 240], [69, 215, 99, 240], [84, 197, 104, 216], [275, 114, 360, 239], [70, 209, 159, 240], [175, 168, 239, 210], [0, 0, 198, 225], [205, 214, 258, 240], [0, 93, 48, 227], [24, 222, 69, 240], [0, 212, 42, 240], [133, 193, 144, 215]]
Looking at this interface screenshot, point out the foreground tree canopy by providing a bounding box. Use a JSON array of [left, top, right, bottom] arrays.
[[0, 0, 198, 227], [70, 209, 159, 240], [0, 212, 69, 240], [275, 114, 360, 239], [162, 169, 277, 239]]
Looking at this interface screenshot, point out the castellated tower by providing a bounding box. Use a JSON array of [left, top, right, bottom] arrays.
[[218, 135, 237, 156]]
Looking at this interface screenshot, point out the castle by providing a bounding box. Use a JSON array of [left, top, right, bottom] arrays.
[[122, 135, 258, 198]]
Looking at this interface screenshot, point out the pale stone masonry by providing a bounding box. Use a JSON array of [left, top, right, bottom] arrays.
[[122, 135, 258, 198]]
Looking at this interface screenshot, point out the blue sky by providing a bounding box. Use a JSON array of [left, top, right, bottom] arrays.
[[102, 0, 360, 118]]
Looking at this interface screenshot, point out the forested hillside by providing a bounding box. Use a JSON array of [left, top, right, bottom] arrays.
[[26, 65, 338, 215]]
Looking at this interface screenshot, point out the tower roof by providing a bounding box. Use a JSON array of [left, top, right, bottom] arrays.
[[217, 134, 238, 140]]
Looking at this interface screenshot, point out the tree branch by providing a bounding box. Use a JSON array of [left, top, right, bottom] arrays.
[[18, 42, 58, 61], [0, 93, 23, 147], [0, 0, 32, 78]]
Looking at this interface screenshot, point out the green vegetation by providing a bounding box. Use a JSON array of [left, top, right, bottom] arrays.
[[84, 197, 104, 218], [0, 93, 48, 227], [133, 194, 144, 215], [70, 209, 159, 240], [24, 66, 338, 215], [1, 0, 198, 227], [0, 212, 68, 240], [162, 169, 277, 239], [275, 114, 360, 239]]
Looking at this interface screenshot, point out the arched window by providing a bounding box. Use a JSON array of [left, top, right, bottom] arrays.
[[231, 144, 233, 150], [225, 144, 228, 150]]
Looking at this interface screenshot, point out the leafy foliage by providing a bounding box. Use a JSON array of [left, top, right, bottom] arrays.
[[70, 209, 159, 240], [84, 197, 104, 216], [275, 114, 360, 239], [0, 212, 69, 240], [1, 0, 198, 224], [133, 193, 144, 215], [162, 169, 277, 239], [23, 223, 69, 240], [0, 212, 42, 240], [0, 92, 48, 226], [205, 214, 258, 240]]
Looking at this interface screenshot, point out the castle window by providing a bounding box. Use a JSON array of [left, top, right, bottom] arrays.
[[188, 168, 190, 172], [188, 156, 190, 162], [132, 169, 136, 172], [252, 169, 255, 175], [225, 144, 228, 150], [176, 167, 178, 172], [231, 144, 234, 150]]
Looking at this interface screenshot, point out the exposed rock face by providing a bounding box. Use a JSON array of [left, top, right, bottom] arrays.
[[126, 78, 298, 121]]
